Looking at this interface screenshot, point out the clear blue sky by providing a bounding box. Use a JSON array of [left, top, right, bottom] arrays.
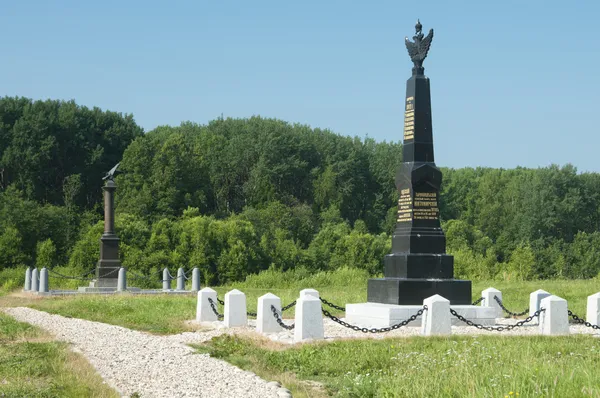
[[2, 1, 599, 171]]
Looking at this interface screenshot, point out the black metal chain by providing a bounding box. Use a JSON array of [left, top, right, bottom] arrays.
[[472, 297, 484, 306], [494, 295, 529, 317], [217, 297, 225, 305], [270, 305, 295, 330], [568, 310, 600, 330], [247, 310, 257, 317], [322, 306, 427, 333], [450, 308, 544, 331], [207, 298, 224, 320], [281, 300, 296, 312], [47, 268, 96, 281], [320, 297, 345, 311]]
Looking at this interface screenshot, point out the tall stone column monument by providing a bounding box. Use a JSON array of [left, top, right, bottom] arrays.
[[96, 163, 121, 288], [367, 21, 472, 305]]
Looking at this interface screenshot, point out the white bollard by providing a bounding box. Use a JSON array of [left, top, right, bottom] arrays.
[[196, 287, 218, 322], [224, 289, 247, 327], [481, 287, 502, 318], [31, 268, 39, 292], [191, 268, 201, 291], [39, 268, 49, 293], [162, 268, 171, 290], [539, 295, 569, 335], [421, 294, 451, 336], [24, 267, 32, 291], [294, 294, 324, 342], [586, 292, 600, 326], [300, 288, 319, 299], [117, 268, 127, 292], [530, 289, 551, 323], [176, 268, 185, 291], [257, 293, 283, 334]]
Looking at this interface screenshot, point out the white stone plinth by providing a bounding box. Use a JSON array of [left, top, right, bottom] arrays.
[[117, 268, 126, 292], [162, 268, 171, 291], [24, 267, 32, 291], [300, 289, 319, 299], [530, 289, 551, 324], [39, 268, 49, 293], [346, 303, 496, 327], [586, 292, 600, 326], [191, 268, 201, 291], [224, 289, 247, 328], [481, 287, 502, 318], [196, 287, 218, 322], [421, 295, 451, 336], [539, 295, 569, 335], [31, 268, 39, 292], [257, 293, 283, 334], [294, 295, 324, 342], [176, 268, 185, 291]]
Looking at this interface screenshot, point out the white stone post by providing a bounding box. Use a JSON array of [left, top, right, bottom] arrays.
[[294, 294, 324, 342], [162, 268, 171, 291], [39, 268, 49, 293], [24, 267, 32, 291], [539, 295, 569, 335], [191, 268, 201, 291], [117, 268, 127, 292], [31, 268, 39, 292], [224, 289, 247, 327], [196, 287, 218, 322], [586, 292, 600, 326], [300, 288, 319, 299], [176, 268, 185, 291], [530, 289, 551, 323], [421, 294, 451, 336], [481, 287, 502, 318], [257, 293, 283, 334]]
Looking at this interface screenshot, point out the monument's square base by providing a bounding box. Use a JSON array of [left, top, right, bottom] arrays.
[[77, 286, 142, 293], [346, 302, 497, 327], [367, 277, 472, 305]]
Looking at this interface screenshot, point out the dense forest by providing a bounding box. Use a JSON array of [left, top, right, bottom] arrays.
[[1, 96, 600, 286]]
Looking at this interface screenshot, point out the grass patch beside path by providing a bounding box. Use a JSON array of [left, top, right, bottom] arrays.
[[195, 334, 600, 398], [0, 312, 119, 397], [2, 275, 597, 334]]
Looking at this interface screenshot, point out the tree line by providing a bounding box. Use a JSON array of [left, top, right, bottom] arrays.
[[1, 96, 599, 285]]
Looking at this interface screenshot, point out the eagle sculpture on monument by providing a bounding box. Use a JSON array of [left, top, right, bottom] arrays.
[[405, 19, 434, 75]]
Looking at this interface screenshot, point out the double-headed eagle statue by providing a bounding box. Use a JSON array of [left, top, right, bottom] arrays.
[[405, 19, 434, 74]]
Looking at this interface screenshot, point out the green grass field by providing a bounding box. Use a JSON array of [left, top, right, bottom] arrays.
[[2, 269, 600, 397], [195, 334, 600, 397], [0, 312, 119, 397], [4, 271, 597, 335]]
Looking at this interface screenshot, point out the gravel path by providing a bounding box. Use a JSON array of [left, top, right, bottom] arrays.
[[5, 307, 599, 397], [3, 307, 281, 398]]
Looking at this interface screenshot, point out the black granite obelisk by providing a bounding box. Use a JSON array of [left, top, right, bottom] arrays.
[[367, 20, 472, 305]]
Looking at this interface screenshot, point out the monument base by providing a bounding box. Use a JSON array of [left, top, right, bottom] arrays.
[[367, 278, 472, 305], [77, 285, 142, 293], [346, 303, 496, 327]]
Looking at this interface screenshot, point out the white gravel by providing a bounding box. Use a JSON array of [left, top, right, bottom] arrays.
[[3, 307, 280, 398]]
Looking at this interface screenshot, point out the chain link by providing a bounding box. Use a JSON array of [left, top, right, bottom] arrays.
[[450, 307, 544, 331], [47, 268, 96, 281], [270, 305, 295, 330], [494, 295, 529, 317], [472, 297, 484, 306], [281, 300, 296, 312], [217, 297, 225, 305], [320, 297, 345, 311], [207, 298, 224, 320], [322, 306, 427, 333], [568, 310, 600, 330]]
